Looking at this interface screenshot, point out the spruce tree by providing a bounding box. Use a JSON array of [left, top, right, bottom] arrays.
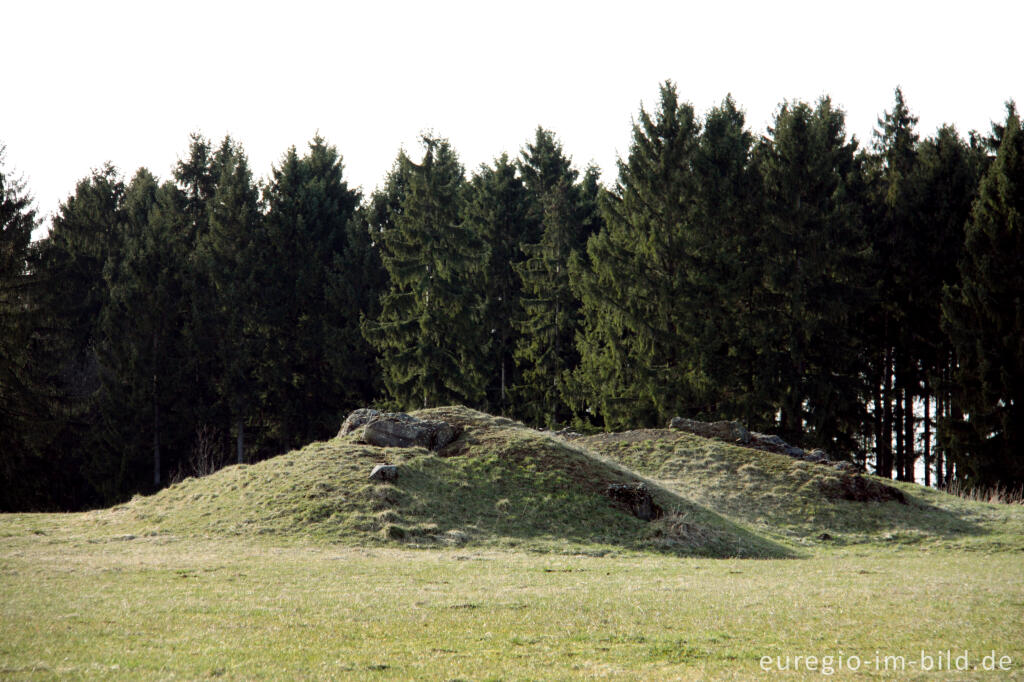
[[364, 136, 487, 409], [261, 136, 363, 447], [574, 82, 707, 429], [911, 125, 986, 484], [516, 178, 583, 426], [100, 171, 192, 489], [32, 165, 127, 501], [0, 146, 46, 510], [514, 128, 589, 426], [199, 139, 262, 464], [754, 97, 868, 449], [462, 154, 531, 413], [868, 87, 921, 479], [941, 104, 1024, 487], [0, 145, 39, 432]]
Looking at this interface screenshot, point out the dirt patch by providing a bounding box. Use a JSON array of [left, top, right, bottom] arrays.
[[820, 474, 906, 504], [605, 483, 663, 521]]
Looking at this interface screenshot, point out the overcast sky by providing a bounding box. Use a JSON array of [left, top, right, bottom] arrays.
[[3, 0, 1021, 234]]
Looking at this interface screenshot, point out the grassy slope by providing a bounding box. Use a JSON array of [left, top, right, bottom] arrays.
[[578, 428, 1024, 551], [84, 407, 788, 558]]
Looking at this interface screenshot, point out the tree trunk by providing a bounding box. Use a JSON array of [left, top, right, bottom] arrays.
[[236, 418, 245, 465], [923, 391, 932, 487], [153, 396, 161, 487], [873, 380, 883, 475], [894, 380, 905, 480], [880, 347, 894, 479], [903, 385, 915, 482], [500, 358, 506, 406]]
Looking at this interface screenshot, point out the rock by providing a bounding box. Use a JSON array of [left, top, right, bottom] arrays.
[[363, 416, 455, 451], [667, 417, 751, 444], [832, 461, 861, 473], [605, 483, 662, 521], [369, 464, 398, 482], [750, 433, 789, 451], [338, 408, 382, 437], [339, 408, 456, 451], [808, 448, 830, 462]]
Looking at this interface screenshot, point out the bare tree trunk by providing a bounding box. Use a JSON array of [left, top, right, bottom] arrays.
[[153, 396, 161, 487], [894, 379, 905, 480], [947, 395, 963, 487], [236, 418, 245, 465], [500, 359, 506, 407], [923, 391, 932, 487], [909, 382, 917, 483], [880, 347, 894, 479], [873, 380, 883, 475]]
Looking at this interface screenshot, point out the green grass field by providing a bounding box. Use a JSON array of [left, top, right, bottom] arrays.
[[2, 407, 1022, 679]]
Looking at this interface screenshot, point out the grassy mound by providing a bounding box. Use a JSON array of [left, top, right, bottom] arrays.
[[89, 407, 790, 557], [579, 428, 1024, 549]]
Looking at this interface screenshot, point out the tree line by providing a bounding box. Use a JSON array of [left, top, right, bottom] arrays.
[[1, 83, 1021, 510]]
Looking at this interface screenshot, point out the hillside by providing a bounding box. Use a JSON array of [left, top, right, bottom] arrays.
[[88, 407, 786, 557], [84, 406, 1023, 556], [579, 428, 1024, 550]]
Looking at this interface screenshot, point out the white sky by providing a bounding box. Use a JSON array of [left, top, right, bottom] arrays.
[[3, 0, 1021, 235]]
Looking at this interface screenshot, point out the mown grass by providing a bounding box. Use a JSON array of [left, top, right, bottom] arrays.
[[1, 522, 1022, 680], [2, 406, 1023, 679]]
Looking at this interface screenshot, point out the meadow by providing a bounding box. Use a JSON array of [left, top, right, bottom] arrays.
[[2, 408, 1022, 680]]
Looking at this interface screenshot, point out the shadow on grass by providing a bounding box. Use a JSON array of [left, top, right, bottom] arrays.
[[380, 434, 797, 559]]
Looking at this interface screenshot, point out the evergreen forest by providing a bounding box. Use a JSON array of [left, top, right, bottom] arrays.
[[2, 83, 1022, 510]]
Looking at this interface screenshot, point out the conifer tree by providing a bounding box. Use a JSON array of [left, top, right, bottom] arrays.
[[174, 133, 219, 241], [100, 171, 192, 488], [462, 154, 531, 413], [574, 83, 707, 428], [754, 97, 868, 449], [910, 125, 986, 484], [365, 136, 487, 409], [941, 104, 1024, 487], [514, 128, 590, 425], [261, 136, 363, 446], [172, 134, 227, 444], [0, 145, 39, 432], [199, 139, 262, 464], [32, 165, 127, 500], [0, 146, 46, 509], [516, 178, 583, 426], [868, 87, 921, 479]]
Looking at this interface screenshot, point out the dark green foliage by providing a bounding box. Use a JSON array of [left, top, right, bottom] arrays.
[[514, 129, 592, 426], [173, 133, 220, 240], [261, 136, 364, 449], [9, 88, 1024, 508], [941, 104, 1024, 487], [365, 136, 487, 409], [0, 146, 49, 510], [754, 97, 869, 450], [100, 171, 192, 490], [324, 206, 387, 411], [462, 154, 531, 413], [198, 139, 262, 464], [866, 88, 921, 479], [0, 145, 39, 430], [574, 85, 761, 430]]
